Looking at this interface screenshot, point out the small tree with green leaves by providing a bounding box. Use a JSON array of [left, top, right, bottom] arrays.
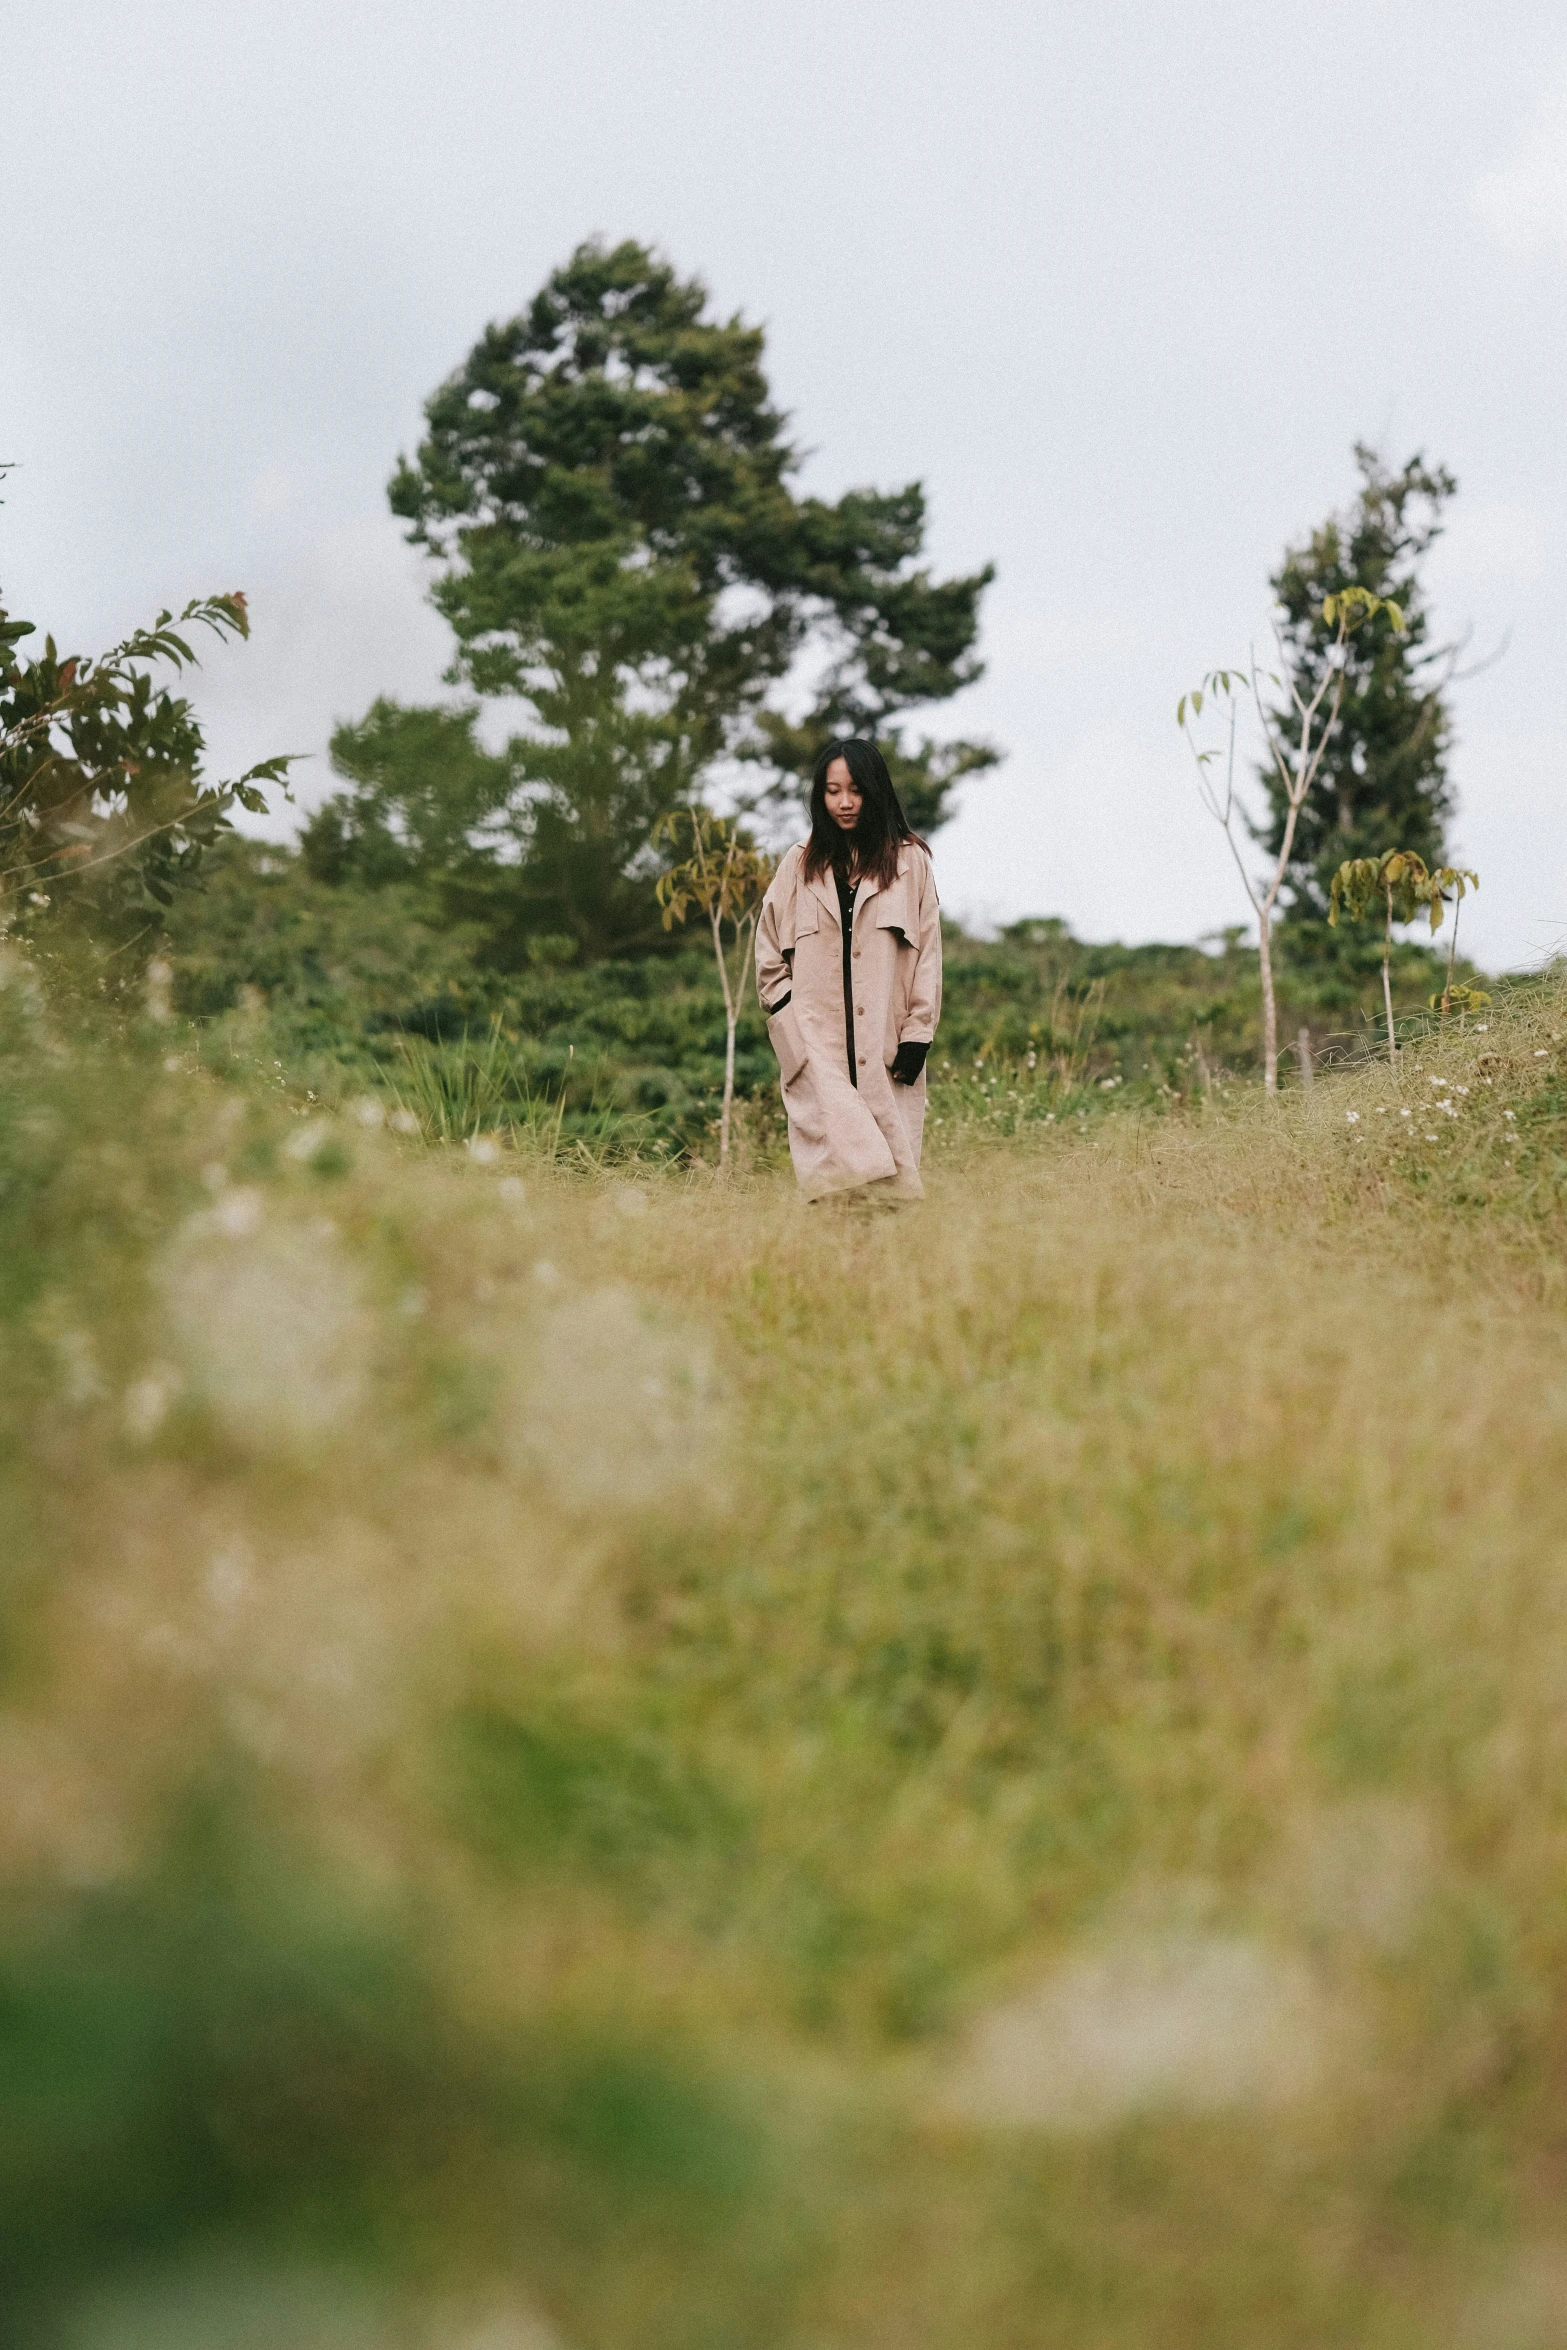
[[0, 589, 291, 940], [1262, 448, 1462, 938], [1328, 850, 1478, 1065], [1179, 585, 1405, 1093], [654, 809, 775, 1166]]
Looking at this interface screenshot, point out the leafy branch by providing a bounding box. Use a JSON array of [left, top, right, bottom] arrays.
[[0, 590, 294, 927]]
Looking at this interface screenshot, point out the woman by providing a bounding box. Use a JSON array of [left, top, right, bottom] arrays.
[[755, 738, 942, 1201]]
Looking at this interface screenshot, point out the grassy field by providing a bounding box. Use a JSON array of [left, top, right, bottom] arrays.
[[7, 944, 1567, 2348]]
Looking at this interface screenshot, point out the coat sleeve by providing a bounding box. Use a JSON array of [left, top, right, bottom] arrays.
[[898, 854, 942, 1044], [755, 855, 796, 1013]]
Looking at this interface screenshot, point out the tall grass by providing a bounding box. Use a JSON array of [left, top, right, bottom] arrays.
[[382, 1020, 660, 1164], [8, 948, 1567, 2345]]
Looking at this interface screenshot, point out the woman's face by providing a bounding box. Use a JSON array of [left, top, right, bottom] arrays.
[[824, 757, 863, 832]]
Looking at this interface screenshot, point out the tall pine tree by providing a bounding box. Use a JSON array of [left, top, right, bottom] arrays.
[[312, 239, 996, 963], [1259, 447, 1458, 970]]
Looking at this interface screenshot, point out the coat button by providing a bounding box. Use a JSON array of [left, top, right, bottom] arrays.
[[856, 1004, 865, 1014], [857, 1055, 866, 1065]]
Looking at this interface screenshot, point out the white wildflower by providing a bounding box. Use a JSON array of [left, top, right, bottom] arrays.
[[508, 1286, 725, 1513], [123, 1364, 181, 1441], [466, 1134, 500, 1164], [282, 1119, 332, 1164], [162, 1213, 370, 1447], [211, 1187, 264, 1238], [938, 1932, 1333, 2133], [206, 1545, 250, 1611], [144, 957, 174, 1023], [1345, 1111, 1360, 1125], [350, 1096, 384, 1127], [389, 1107, 421, 1135]]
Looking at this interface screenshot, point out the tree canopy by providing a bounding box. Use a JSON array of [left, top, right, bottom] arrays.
[[312, 238, 997, 960]]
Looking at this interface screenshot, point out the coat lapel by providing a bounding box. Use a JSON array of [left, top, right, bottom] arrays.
[[805, 867, 841, 930], [867, 851, 917, 937]]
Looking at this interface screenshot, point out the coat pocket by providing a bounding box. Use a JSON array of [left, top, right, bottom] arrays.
[[767, 1001, 809, 1088]]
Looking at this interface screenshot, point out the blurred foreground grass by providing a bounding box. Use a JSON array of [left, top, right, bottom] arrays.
[[8, 946, 1567, 2346]]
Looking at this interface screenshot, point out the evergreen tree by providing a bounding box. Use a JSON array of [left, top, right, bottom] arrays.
[[317, 239, 996, 961], [1259, 446, 1458, 958]]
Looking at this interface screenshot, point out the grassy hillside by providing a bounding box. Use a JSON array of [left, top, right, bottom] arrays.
[[5, 936, 1566, 2347]]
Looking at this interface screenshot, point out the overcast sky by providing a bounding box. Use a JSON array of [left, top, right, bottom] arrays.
[[6, 1, 1565, 966]]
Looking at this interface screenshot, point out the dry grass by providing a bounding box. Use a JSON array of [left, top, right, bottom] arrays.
[[9, 968, 1567, 2345]]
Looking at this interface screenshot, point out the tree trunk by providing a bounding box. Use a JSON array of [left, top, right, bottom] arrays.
[[1442, 896, 1461, 1015], [1294, 1027, 1314, 1091], [720, 1014, 736, 1167], [1258, 912, 1279, 1094], [1382, 892, 1398, 1066]]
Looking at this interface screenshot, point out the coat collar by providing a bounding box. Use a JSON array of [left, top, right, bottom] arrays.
[[800, 851, 900, 931]]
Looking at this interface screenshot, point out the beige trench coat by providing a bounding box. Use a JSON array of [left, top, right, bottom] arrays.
[[755, 841, 942, 1200]]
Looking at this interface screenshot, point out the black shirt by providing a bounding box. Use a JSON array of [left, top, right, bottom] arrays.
[[835, 871, 859, 1084]]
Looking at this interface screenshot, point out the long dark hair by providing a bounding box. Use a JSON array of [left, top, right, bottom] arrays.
[[800, 738, 928, 890]]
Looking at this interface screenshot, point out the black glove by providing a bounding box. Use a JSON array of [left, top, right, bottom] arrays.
[[889, 1040, 929, 1086]]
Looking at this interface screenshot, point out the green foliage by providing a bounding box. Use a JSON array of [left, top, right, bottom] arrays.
[[1260, 446, 1458, 939], [1329, 849, 1480, 1064], [164, 840, 1484, 1155], [1430, 981, 1490, 1016], [0, 590, 291, 936], [311, 238, 996, 965], [1328, 850, 1476, 937], [0, 1811, 770, 2330], [304, 698, 508, 887], [451, 1698, 746, 1890], [654, 807, 776, 940]]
